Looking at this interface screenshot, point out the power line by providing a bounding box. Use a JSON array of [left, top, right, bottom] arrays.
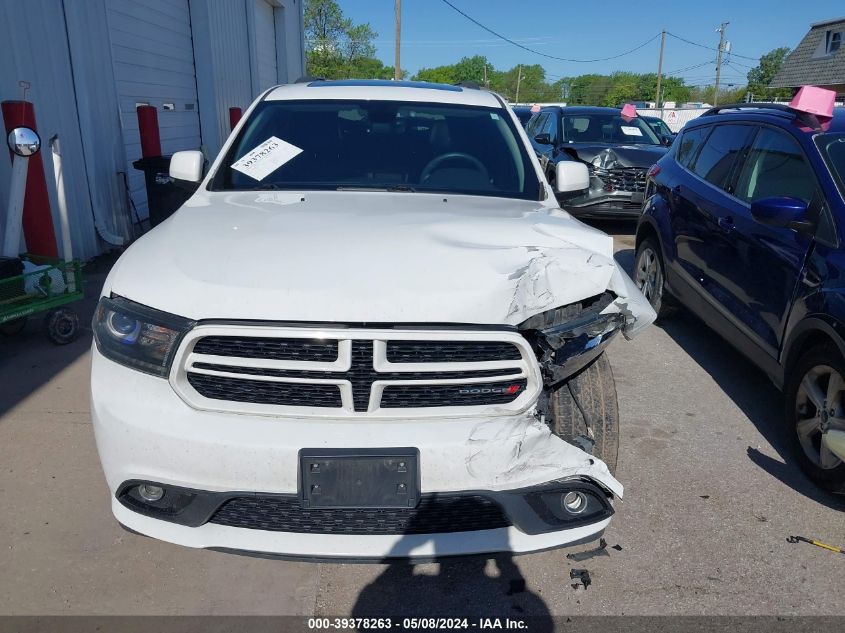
[[666, 32, 759, 61], [439, 0, 661, 63], [664, 59, 715, 75]]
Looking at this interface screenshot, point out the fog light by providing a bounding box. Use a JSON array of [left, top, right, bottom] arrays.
[[138, 484, 164, 502], [561, 491, 587, 514]]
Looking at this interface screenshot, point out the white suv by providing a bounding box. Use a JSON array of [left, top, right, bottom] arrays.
[[90, 80, 655, 561]]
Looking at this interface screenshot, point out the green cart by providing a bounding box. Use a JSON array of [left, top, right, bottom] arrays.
[[0, 255, 83, 344]]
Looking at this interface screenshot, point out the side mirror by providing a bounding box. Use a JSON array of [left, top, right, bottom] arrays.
[[169, 150, 204, 184], [7, 127, 40, 157], [554, 161, 590, 194], [534, 133, 552, 145], [750, 196, 813, 234], [661, 135, 674, 147]]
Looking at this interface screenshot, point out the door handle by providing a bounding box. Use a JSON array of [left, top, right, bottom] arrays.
[[717, 216, 735, 232]]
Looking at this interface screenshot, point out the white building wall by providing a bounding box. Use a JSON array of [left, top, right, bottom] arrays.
[[191, 0, 306, 159], [1, 0, 305, 259], [0, 0, 101, 260], [106, 0, 202, 220], [190, 0, 254, 159]]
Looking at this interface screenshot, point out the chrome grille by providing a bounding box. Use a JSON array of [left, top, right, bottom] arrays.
[[596, 167, 647, 193], [171, 326, 541, 418]]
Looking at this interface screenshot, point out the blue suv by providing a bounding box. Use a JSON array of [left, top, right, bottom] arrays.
[[635, 103, 845, 492]]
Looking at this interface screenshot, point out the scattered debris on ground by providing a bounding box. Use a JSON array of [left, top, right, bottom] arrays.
[[569, 569, 592, 590], [567, 538, 610, 562], [566, 538, 624, 561]]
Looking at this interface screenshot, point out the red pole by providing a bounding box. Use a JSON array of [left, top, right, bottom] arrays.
[[136, 105, 161, 157], [1, 100, 58, 257], [229, 107, 242, 131]]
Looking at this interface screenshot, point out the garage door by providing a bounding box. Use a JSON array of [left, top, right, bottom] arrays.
[[106, 0, 201, 220], [254, 0, 279, 91]]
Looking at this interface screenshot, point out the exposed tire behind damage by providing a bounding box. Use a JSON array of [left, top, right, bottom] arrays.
[[547, 352, 619, 475]]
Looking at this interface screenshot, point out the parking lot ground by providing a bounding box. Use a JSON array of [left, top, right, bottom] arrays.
[[2, 226, 844, 616]]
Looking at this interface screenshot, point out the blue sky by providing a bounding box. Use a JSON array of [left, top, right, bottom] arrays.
[[335, 0, 845, 86]]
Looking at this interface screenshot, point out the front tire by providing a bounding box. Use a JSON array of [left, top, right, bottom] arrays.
[[634, 237, 676, 319], [785, 344, 845, 493], [547, 353, 619, 474]]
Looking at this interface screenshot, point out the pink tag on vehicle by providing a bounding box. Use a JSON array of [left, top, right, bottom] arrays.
[[620, 103, 637, 119], [789, 86, 835, 119], [530, 104, 541, 113]]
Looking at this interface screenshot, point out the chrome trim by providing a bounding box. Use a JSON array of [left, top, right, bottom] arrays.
[[170, 325, 542, 419]]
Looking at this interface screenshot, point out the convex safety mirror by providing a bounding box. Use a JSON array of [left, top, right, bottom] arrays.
[[7, 127, 40, 157]]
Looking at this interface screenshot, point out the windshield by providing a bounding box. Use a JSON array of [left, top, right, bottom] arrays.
[[560, 113, 661, 145], [817, 133, 845, 199], [212, 99, 541, 200]]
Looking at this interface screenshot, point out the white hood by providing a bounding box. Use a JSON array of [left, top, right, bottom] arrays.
[[107, 190, 654, 334]]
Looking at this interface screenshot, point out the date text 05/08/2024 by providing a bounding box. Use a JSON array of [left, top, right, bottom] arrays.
[[307, 618, 528, 630]]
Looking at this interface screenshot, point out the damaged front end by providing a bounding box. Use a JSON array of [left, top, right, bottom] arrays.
[[519, 292, 623, 386], [560, 147, 663, 216]]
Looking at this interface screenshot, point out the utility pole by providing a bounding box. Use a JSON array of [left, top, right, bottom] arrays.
[[655, 30, 666, 109], [394, 0, 401, 80], [515, 64, 522, 103], [483, 64, 488, 88], [714, 22, 728, 106]]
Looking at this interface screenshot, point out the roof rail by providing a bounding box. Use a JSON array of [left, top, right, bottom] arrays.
[[454, 80, 481, 90], [295, 75, 325, 83], [701, 102, 823, 131]]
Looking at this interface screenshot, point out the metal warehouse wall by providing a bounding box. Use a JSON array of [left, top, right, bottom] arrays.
[[191, 0, 306, 158], [0, 0, 104, 261], [0, 0, 305, 260]]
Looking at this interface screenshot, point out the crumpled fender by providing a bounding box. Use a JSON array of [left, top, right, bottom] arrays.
[[465, 410, 623, 499]]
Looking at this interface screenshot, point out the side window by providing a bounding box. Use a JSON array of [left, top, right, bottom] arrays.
[[543, 113, 559, 142], [691, 124, 756, 189], [529, 113, 548, 137], [676, 126, 710, 168], [734, 128, 818, 204]]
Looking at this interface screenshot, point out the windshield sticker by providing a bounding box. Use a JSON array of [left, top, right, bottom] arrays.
[[620, 126, 643, 137], [231, 136, 303, 181]]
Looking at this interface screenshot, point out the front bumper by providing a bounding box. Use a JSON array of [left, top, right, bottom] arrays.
[[91, 348, 622, 559], [559, 172, 646, 217]]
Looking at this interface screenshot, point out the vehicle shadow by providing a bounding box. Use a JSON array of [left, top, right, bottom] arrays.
[[350, 502, 553, 627], [0, 256, 111, 420], [614, 246, 845, 510]]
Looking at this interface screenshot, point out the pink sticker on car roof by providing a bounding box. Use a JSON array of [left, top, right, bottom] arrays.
[[789, 85, 835, 119]]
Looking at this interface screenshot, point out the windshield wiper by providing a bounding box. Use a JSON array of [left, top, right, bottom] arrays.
[[248, 183, 282, 190], [335, 185, 417, 193]]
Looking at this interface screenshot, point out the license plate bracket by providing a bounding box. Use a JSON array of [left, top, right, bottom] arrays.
[[630, 192, 645, 204], [299, 448, 420, 509]]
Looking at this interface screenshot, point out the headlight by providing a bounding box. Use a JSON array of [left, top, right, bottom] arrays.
[[93, 296, 194, 377], [519, 293, 623, 385]]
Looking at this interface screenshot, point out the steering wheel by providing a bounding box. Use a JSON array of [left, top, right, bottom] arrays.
[[420, 152, 490, 182]]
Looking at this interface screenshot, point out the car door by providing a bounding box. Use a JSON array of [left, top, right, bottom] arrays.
[[668, 123, 756, 303], [711, 126, 819, 356]]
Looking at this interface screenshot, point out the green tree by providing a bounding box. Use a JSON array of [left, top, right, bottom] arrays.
[[304, 0, 388, 79], [746, 47, 792, 99], [413, 56, 492, 86]]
